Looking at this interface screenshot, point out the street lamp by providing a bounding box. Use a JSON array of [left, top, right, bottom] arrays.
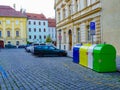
[[58, 29, 61, 49]]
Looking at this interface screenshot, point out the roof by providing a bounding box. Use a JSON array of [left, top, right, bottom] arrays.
[[48, 18, 56, 27], [26, 13, 47, 20], [0, 5, 27, 17]]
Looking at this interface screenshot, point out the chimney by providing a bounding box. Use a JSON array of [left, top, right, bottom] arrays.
[[13, 4, 16, 10], [20, 8, 23, 13], [23, 9, 26, 15]]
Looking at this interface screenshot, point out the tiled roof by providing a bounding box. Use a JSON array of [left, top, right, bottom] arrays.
[[0, 5, 27, 17], [48, 18, 56, 27], [26, 13, 47, 20]]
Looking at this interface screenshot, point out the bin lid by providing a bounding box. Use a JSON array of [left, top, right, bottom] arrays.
[[80, 44, 92, 51], [93, 44, 116, 54], [73, 44, 82, 48], [88, 44, 97, 53]]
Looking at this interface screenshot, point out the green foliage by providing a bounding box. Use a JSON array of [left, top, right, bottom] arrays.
[[27, 41, 31, 44], [46, 35, 52, 43]]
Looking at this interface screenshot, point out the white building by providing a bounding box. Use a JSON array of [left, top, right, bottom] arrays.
[[48, 18, 56, 42], [26, 13, 56, 44]]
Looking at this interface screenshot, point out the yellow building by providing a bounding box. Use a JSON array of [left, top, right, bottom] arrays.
[[54, 0, 120, 55], [0, 5, 27, 48]]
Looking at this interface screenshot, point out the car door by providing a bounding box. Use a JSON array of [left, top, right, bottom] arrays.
[[48, 46, 58, 56], [41, 46, 49, 55]]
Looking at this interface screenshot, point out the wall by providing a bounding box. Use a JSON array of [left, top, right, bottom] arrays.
[[101, 0, 120, 55], [0, 17, 27, 45], [27, 19, 49, 43]]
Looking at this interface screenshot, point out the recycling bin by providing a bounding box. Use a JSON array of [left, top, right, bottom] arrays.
[[73, 44, 82, 63], [93, 44, 116, 72], [88, 44, 97, 69], [79, 44, 91, 67]]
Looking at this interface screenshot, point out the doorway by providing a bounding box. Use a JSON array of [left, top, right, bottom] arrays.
[[68, 30, 72, 50], [0, 40, 4, 48]]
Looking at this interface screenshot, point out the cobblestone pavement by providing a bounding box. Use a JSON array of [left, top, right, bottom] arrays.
[[0, 49, 120, 90]]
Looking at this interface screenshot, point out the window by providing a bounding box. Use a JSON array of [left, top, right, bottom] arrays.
[[39, 22, 41, 25], [34, 35, 36, 39], [29, 28, 31, 32], [43, 22, 45, 25], [39, 35, 41, 39], [44, 35, 46, 39], [69, 4, 72, 15], [77, 28, 80, 43], [58, 12, 60, 21], [7, 31, 10, 37], [63, 32, 66, 43], [0, 31, 1, 37], [75, 0, 79, 12], [16, 31, 19, 37], [29, 21, 31, 25], [52, 29, 54, 32], [16, 20, 19, 25], [87, 0, 91, 6], [34, 28, 36, 32], [63, 8, 66, 19], [8, 41, 11, 44], [52, 34, 54, 38], [44, 28, 46, 32], [88, 30, 91, 41], [39, 28, 41, 32], [0, 21, 2, 24], [6, 20, 10, 24], [16, 41, 19, 45], [29, 35, 31, 39], [34, 21, 36, 25]]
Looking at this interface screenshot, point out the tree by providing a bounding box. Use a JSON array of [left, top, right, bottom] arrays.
[[46, 35, 52, 43]]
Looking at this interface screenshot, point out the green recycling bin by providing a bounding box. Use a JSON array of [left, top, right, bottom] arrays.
[[93, 44, 116, 72]]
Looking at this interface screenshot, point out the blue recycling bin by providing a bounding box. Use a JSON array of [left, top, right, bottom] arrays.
[[73, 44, 82, 63]]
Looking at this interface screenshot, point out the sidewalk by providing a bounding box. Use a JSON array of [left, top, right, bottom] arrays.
[[67, 50, 120, 72]]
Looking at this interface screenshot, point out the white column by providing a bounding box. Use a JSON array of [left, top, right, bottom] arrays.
[[3, 19, 6, 38], [20, 21, 23, 38], [73, 26, 76, 45], [80, 23, 86, 42], [12, 21, 14, 39], [72, 0, 75, 14]]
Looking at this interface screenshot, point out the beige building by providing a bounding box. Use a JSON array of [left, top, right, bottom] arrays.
[[54, 0, 120, 55], [0, 5, 27, 47]]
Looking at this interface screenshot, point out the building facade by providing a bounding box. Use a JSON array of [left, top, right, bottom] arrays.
[[26, 13, 56, 44], [48, 18, 56, 42], [27, 13, 48, 43], [54, 0, 120, 55], [0, 5, 27, 47]]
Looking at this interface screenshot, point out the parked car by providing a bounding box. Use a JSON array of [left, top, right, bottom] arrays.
[[5, 44, 16, 48], [25, 43, 39, 52], [18, 45, 26, 48], [25, 44, 31, 50], [32, 45, 67, 57]]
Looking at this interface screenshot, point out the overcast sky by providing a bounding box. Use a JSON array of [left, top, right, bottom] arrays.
[[0, 0, 55, 18]]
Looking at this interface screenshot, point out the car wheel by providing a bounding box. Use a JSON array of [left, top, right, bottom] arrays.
[[38, 53, 43, 57], [58, 53, 63, 56], [63, 53, 67, 57]]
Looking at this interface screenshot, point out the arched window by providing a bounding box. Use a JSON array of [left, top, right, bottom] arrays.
[[16, 31, 19, 37], [0, 31, 2, 37]]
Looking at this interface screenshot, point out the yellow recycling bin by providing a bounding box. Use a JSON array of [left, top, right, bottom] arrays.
[[79, 44, 91, 67]]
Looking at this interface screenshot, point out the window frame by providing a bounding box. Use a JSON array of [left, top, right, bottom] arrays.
[[7, 31, 10, 37], [16, 31, 19, 37]]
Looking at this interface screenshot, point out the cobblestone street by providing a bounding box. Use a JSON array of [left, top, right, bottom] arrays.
[[0, 49, 120, 90]]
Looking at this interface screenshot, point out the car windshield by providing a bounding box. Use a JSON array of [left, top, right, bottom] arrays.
[[49, 46, 56, 50]]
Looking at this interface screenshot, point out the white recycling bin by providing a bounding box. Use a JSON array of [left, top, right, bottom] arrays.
[[88, 44, 97, 69]]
